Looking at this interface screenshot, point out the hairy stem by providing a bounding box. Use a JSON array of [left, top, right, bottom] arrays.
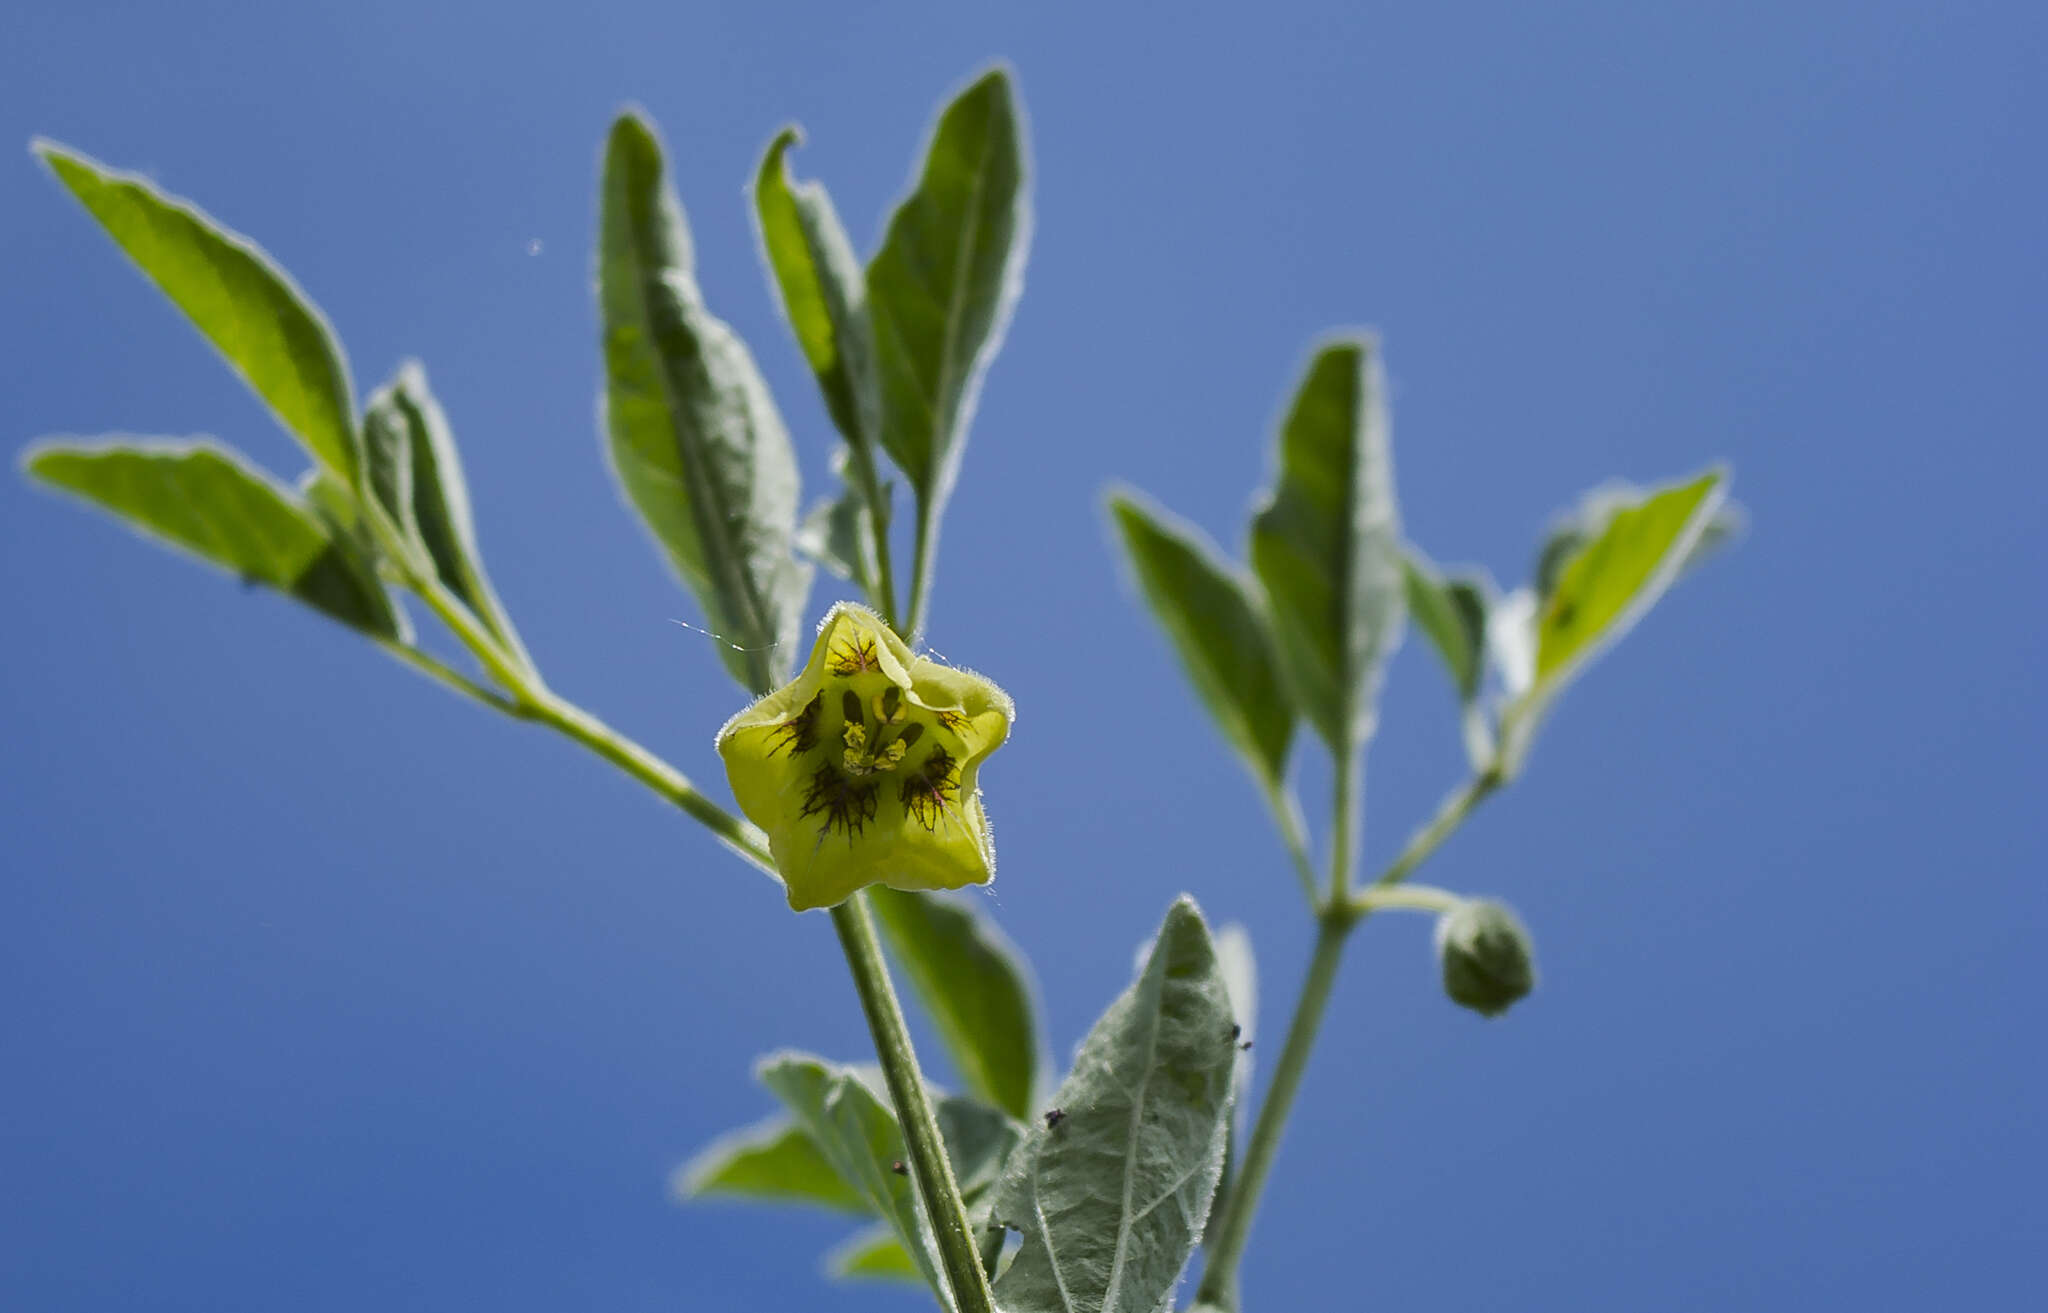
[[1198, 769, 1502, 1305], [1327, 740, 1363, 906], [905, 498, 938, 640], [517, 689, 778, 877], [1260, 781, 1320, 907], [832, 894, 997, 1313], [1195, 911, 1354, 1306], [1372, 771, 1500, 888], [845, 439, 901, 629], [1351, 882, 1462, 916]]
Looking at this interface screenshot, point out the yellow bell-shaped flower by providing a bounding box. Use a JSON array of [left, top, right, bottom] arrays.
[[717, 603, 1013, 911]]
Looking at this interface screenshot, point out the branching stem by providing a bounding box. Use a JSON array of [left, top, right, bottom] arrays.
[[1196, 767, 1501, 1305]]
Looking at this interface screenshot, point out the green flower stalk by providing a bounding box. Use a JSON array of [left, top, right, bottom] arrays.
[[718, 602, 1013, 911]]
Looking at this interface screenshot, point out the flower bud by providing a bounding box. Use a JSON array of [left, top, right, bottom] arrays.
[[1435, 899, 1536, 1018]]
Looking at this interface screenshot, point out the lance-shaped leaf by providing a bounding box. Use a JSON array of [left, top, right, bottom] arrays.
[[599, 113, 810, 693], [26, 439, 401, 638], [754, 128, 878, 453], [362, 362, 523, 653], [757, 1053, 948, 1301], [1535, 479, 1745, 600], [1249, 338, 1406, 752], [33, 142, 360, 482], [867, 67, 1030, 509], [868, 887, 1042, 1122], [989, 897, 1238, 1313], [674, 1115, 868, 1214], [1109, 490, 1295, 790], [1499, 468, 1731, 773]]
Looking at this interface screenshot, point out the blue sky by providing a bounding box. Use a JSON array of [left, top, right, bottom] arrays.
[[3, 2, 2042, 1309]]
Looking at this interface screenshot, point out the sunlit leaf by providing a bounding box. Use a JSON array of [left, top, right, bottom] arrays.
[[35, 142, 360, 481], [1499, 468, 1730, 772]]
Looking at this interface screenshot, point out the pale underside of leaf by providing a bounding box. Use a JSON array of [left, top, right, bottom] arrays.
[[989, 898, 1237, 1313], [600, 113, 809, 693]]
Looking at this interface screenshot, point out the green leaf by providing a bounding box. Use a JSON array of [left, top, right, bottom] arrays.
[[869, 887, 1041, 1122], [866, 66, 1030, 506], [825, 1225, 923, 1283], [1402, 553, 1491, 705], [1108, 491, 1295, 790], [1248, 338, 1406, 753], [1533, 469, 1728, 685], [362, 363, 521, 651], [1535, 480, 1744, 600], [754, 128, 878, 453], [757, 1053, 947, 1302], [34, 142, 360, 482], [26, 439, 401, 638], [599, 113, 811, 694], [1500, 468, 1730, 772], [673, 1114, 869, 1214], [989, 898, 1238, 1313]]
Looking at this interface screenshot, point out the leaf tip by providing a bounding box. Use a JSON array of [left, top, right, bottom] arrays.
[[604, 108, 663, 163]]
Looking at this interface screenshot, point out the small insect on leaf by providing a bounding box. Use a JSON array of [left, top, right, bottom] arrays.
[[1042, 1107, 1065, 1130], [890, 1160, 908, 1176]]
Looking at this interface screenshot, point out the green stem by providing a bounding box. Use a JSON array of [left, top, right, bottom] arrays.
[[1327, 740, 1363, 906], [374, 638, 524, 715], [1198, 771, 1501, 1305], [1350, 882, 1461, 916], [517, 689, 778, 878], [364, 484, 983, 1313], [1371, 771, 1500, 888], [1260, 782, 1320, 908], [831, 894, 997, 1313], [1195, 911, 1355, 1307], [845, 441, 901, 630], [904, 498, 938, 640]]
